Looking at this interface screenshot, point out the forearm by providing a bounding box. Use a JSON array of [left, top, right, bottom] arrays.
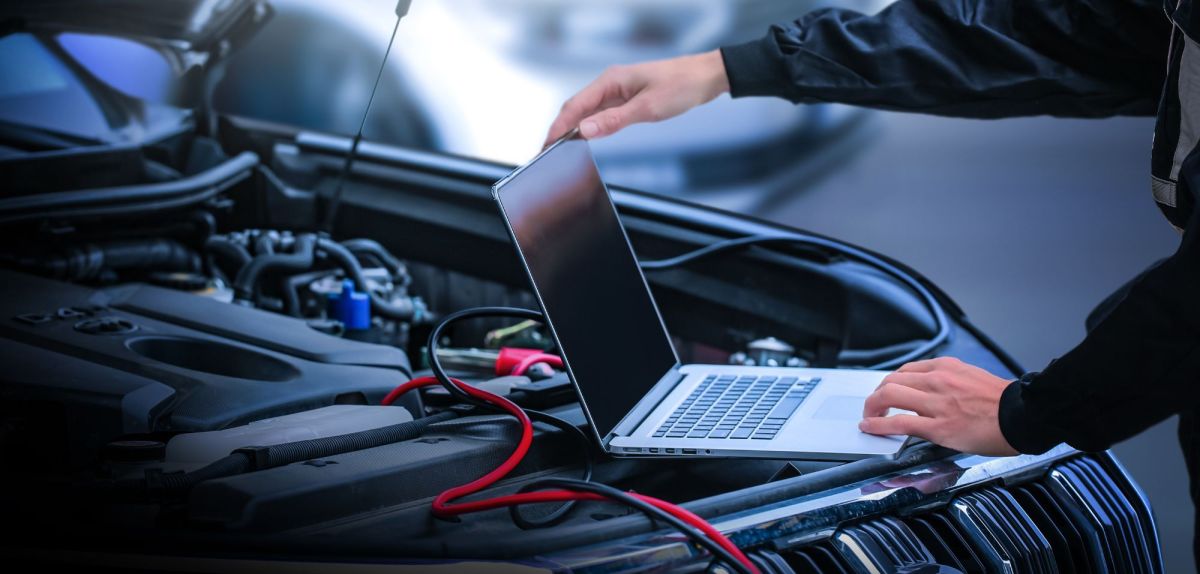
[[1000, 209, 1200, 454], [721, 0, 1168, 118]]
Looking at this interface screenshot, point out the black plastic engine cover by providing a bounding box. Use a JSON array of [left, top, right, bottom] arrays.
[[0, 269, 415, 469]]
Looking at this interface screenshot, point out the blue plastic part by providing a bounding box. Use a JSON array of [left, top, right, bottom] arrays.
[[328, 279, 371, 331]]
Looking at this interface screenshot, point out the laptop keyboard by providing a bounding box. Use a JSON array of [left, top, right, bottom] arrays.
[[653, 374, 821, 440]]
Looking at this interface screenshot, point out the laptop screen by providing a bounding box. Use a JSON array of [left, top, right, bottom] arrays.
[[494, 135, 679, 439]]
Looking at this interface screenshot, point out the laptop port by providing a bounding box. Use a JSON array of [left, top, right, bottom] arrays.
[[682, 448, 697, 455], [624, 447, 642, 453], [648, 448, 658, 453], [665, 448, 675, 454]]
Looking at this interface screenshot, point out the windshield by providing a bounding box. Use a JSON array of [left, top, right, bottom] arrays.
[[0, 33, 110, 141], [212, 0, 885, 204]]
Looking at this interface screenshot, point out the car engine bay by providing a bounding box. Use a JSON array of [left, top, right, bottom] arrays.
[[0, 2, 1165, 568]]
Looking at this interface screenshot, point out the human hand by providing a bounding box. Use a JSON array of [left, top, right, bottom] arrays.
[[859, 357, 1018, 457], [543, 49, 730, 147]]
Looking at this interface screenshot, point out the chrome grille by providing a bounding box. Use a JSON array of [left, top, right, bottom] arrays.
[[765, 455, 1161, 574]]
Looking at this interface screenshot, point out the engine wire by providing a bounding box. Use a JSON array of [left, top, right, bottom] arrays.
[[639, 233, 951, 369]]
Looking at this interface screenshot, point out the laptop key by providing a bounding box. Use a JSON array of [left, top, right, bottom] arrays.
[[766, 393, 808, 421], [731, 427, 754, 439], [709, 429, 730, 439], [687, 430, 708, 438]]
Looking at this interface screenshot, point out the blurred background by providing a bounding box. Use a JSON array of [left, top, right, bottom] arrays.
[[29, 0, 1192, 570]]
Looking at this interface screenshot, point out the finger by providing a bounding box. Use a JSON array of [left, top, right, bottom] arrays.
[[863, 383, 932, 419], [859, 414, 937, 438], [544, 71, 626, 146], [579, 100, 650, 139], [880, 371, 942, 392]]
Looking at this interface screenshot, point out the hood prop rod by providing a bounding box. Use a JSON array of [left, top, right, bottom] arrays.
[[321, 1, 413, 233]]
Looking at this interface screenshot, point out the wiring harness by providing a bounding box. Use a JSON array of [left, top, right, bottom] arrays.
[[384, 306, 759, 574]]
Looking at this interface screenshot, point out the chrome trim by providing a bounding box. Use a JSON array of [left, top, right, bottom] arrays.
[[1104, 451, 1167, 573], [542, 445, 1162, 573]]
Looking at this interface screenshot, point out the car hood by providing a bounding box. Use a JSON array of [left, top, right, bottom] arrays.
[[0, 0, 270, 62]]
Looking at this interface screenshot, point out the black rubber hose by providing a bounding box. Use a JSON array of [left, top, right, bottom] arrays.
[[254, 233, 276, 256], [233, 233, 317, 302], [0, 151, 258, 225], [188, 209, 217, 239], [10, 239, 201, 281], [316, 237, 419, 321], [341, 238, 406, 279], [204, 235, 252, 279]]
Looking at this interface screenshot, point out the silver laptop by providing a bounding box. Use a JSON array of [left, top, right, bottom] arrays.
[[492, 131, 908, 461]]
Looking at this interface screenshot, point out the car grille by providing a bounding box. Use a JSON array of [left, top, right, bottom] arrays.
[[748, 455, 1160, 574]]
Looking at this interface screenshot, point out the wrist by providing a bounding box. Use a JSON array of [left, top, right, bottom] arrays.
[[698, 49, 730, 98]]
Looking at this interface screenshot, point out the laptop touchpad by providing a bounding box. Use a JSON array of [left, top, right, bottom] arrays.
[[812, 395, 864, 421]]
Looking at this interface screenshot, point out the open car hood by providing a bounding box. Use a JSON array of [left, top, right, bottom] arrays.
[[0, 0, 270, 62]]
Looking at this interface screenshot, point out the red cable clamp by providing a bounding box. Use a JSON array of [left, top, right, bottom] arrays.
[[495, 347, 564, 376]]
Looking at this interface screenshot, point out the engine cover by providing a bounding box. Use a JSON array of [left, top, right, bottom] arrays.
[[0, 269, 415, 469]]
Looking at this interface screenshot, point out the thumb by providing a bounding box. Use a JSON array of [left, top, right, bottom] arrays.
[[579, 102, 646, 140]]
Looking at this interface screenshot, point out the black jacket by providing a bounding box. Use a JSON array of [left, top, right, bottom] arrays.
[[721, 0, 1200, 459]]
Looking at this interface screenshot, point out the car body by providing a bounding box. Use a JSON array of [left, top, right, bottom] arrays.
[[0, 1, 1164, 572]]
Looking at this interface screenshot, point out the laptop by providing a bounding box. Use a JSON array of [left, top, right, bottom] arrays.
[[491, 131, 909, 461]]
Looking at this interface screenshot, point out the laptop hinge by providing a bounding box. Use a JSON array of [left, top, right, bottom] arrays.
[[609, 368, 685, 438]]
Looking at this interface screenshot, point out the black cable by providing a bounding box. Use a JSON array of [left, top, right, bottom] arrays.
[[509, 409, 594, 529], [425, 306, 545, 407], [518, 478, 753, 574], [425, 307, 599, 528], [639, 234, 951, 369]]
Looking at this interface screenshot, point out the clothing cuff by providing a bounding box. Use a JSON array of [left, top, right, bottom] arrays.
[[720, 36, 791, 99], [998, 373, 1066, 455]]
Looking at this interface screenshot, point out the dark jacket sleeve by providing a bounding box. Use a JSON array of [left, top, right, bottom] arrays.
[[720, 0, 1169, 118], [999, 191, 1200, 454]]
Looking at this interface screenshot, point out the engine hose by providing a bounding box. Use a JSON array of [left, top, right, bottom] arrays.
[[254, 233, 276, 256], [187, 210, 217, 240], [204, 235, 252, 278], [341, 238, 410, 285], [9, 238, 200, 281], [233, 233, 317, 302], [98, 409, 459, 499], [316, 237, 422, 322]]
